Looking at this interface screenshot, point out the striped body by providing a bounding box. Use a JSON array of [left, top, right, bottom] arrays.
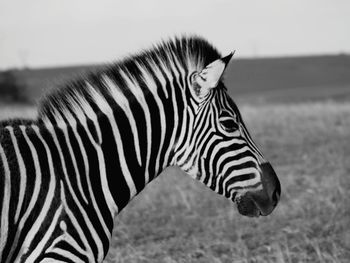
[[0, 123, 113, 262], [0, 36, 280, 262]]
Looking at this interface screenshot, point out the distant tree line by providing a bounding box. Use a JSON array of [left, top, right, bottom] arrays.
[[0, 70, 28, 103]]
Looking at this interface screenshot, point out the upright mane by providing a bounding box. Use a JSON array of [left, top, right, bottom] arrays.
[[37, 36, 221, 124]]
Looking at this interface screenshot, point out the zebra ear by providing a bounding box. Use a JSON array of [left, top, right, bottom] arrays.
[[191, 52, 234, 98]]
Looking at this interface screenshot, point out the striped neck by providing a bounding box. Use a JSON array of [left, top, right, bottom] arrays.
[[36, 36, 222, 215], [38, 63, 186, 216]]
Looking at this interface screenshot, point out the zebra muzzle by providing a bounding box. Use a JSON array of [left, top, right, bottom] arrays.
[[236, 162, 281, 217]]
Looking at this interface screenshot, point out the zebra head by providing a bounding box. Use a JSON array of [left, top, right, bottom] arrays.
[[174, 53, 280, 217]]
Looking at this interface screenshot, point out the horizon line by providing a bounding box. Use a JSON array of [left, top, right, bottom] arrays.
[[1, 52, 349, 72]]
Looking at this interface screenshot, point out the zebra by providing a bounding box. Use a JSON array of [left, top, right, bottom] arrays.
[[0, 36, 280, 262]]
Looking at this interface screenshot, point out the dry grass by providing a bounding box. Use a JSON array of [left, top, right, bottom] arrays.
[[1, 102, 349, 262]]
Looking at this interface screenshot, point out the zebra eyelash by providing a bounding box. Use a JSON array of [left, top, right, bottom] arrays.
[[218, 110, 239, 132]]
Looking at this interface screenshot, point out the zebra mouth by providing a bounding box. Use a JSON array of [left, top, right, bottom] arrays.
[[235, 194, 261, 217]]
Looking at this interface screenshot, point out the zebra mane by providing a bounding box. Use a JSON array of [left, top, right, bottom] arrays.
[[37, 35, 221, 125]]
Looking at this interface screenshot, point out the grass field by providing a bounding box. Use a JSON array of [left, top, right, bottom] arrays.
[[1, 99, 348, 262]]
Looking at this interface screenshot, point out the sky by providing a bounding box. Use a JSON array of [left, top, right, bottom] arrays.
[[0, 0, 349, 69]]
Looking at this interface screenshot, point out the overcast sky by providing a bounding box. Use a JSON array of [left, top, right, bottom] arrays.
[[0, 0, 349, 69]]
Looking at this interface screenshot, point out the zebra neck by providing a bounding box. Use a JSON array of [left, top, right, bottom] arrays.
[[91, 82, 185, 213], [45, 78, 185, 214]]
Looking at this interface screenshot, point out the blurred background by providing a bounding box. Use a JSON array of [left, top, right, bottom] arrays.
[[1, 0, 349, 262]]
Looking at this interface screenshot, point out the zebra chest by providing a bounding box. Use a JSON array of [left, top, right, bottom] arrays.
[[10, 210, 96, 262], [18, 182, 103, 262], [44, 216, 97, 262], [39, 181, 105, 263], [31, 206, 100, 263]]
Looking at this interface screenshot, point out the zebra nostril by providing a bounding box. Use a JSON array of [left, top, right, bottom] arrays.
[[272, 174, 281, 205], [260, 162, 281, 206], [272, 176, 281, 205], [272, 188, 280, 206]]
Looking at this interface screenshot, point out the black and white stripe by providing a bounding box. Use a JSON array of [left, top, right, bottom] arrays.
[[0, 36, 275, 262]]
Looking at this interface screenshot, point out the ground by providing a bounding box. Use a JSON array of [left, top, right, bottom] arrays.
[[1, 100, 348, 262]]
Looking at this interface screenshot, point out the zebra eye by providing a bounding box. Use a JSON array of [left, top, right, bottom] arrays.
[[219, 111, 239, 132]]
